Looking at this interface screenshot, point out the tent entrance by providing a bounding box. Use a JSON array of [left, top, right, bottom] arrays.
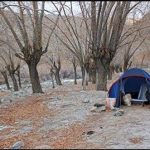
[[129, 92, 139, 99], [122, 77, 147, 100]]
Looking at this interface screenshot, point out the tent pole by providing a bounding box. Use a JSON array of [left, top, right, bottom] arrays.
[[120, 78, 122, 108]]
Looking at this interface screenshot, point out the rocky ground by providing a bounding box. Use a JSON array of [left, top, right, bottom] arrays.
[[0, 78, 150, 149]]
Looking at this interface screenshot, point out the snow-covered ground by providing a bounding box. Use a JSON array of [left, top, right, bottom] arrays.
[[0, 78, 82, 105], [1, 77, 150, 149]]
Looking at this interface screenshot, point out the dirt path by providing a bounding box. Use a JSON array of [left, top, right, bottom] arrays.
[[1, 82, 150, 149]]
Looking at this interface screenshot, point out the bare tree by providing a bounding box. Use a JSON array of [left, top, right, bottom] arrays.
[[50, 67, 55, 88], [89, 1, 141, 90], [48, 2, 92, 90], [0, 64, 10, 90], [140, 54, 145, 68], [0, 1, 61, 93], [47, 55, 62, 85], [15, 64, 22, 88], [123, 35, 146, 71], [84, 54, 96, 83], [72, 56, 78, 85], [65, 51, 78, 85], [112, 6, 150, 72], [0, 48, 20, 91]]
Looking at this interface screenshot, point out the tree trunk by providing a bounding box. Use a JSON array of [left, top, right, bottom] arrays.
[[51, 74, 55, 88], [96, 59, 107, 91], [108, 66, 113, 80], [88, 71, 92, 82], [81, 66, 88, 90], [91, 70, 96, 84], [123, 60, 128, 71], [28, 62, 43, 93], [85, 71, 88, 86], [54, 70, 62, 85], [73, 63, 77, 85], [10, 73, 19, 91], [108, 70, 112, 80], [81, 66, 85, 86], [50, 68, 55, 88], [1, 71, 10, 90], [16, 69, 22, 88]]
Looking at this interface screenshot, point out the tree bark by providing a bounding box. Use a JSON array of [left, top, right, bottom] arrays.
[[7, 65, 19, 91], [85, 70, 88, 86], [88, 71, 92, 82], [50, 68, 55, 88], [51, 74, 55, 88], [10, 73, 19, 91], [108, 69, 112, 80], [28, 62, 43, 93], [73, 62, 77, 85], [16, 69, 22, 88], [81, 66, 88, 90], [123, 62, 128, 72], [54, 70, 62, 85], [1, 71, 11, 90], [108, 65, 113, 80], [91, 70, 96, 84], [81, 66, 85, 87], [96, 59, 107, 91]]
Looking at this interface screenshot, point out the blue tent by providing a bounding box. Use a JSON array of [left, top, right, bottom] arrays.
[[108, 68, 150, 107]]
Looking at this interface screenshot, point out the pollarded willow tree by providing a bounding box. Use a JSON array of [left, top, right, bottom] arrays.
[[46, 1, 92, 90], [0, 1, 61, 93], [49, 1, 141, 91], [0, 47, 21, 91], [110, 2, 150, 74], [0, 26, 21, 91], [90, 1, 141, 90]]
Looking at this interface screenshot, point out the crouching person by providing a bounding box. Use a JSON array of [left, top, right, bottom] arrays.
[[105, 97, 116, 111]]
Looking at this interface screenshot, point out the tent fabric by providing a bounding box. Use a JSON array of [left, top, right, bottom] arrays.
[[138, 83, 147, 100], [108, 68, 150, 107]]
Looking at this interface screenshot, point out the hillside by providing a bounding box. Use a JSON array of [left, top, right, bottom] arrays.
[[0, 10, 150, 82]]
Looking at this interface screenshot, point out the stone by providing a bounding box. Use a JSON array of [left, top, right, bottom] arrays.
[[34, 145, 52, 149], [0, 97, 13, 104], [91, 106, 106, 113], [99, 106, 106, 111], [11, 141, 24, 149], [94, 103, 105, 107], [82, 99, 90, 103], [87, 130, 95, 135], [57, 97, 61, 100], [23, 80, 29, 84], [90, 106, 97, 112], [19, 126, 32, 134], [113, 109, 124, 116]]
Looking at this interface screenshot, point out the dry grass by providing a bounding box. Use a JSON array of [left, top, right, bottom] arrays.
[[129, 137, 144, 144]]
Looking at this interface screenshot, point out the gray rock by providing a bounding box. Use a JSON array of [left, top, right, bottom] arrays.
[[100, 106, 106, 112], [91, 106, 106, 113], [0, 97, 13, 104], [91, 106, 98, 112], [56, 96, 61, 100], [82, 99, 90, 103], [113, 109, 124, 116], [34, 145, 52, 149], [19, 126, 32, 134], [11, 141, 24, 149], [0, 125, 8, 131], [23, 80, 29, 84], [94, 103, 105, 107]]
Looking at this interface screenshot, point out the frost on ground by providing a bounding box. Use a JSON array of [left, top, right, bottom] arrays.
[[0, 79, 150, 149]]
